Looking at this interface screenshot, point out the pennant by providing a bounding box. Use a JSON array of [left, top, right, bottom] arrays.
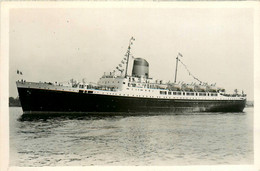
[[17, 70, 23, 75], [178, 53, 183, 57]]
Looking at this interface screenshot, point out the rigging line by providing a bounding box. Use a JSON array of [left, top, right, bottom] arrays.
[[178, 59, 204, 84]]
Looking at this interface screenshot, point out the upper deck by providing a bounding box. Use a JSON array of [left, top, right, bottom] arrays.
[[17, 78, 246, 101]]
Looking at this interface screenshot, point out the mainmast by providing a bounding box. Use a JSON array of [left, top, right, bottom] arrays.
[[125, 37, 135, 78], [174, 53, 183, 83], [174, 56, 178, 83]]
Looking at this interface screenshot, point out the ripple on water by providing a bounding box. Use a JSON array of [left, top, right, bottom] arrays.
[[9, 107, 254, 166]]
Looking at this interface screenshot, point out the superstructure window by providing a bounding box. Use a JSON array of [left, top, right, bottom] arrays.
[[160, 91, 167, 95], [168, 92, 172, 95], [199, 92, 206, 96], [187, 92, 194, 96]]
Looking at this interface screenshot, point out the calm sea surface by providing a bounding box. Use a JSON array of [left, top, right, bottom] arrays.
[[9, 107, 253, 166]]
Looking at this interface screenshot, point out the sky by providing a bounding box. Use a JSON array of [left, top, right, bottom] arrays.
[[9, 8, 254, 100]]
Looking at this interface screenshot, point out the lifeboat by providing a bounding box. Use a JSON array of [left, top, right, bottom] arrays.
[[167, 83, 182, 91], [206, 85, 218, 92], [181, 84, 194, 92], [158, 84, 168, 89], [194, 85, 207, 92]]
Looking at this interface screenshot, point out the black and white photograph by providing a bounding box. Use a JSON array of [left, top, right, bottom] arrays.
[[1, 1, 260, 171]]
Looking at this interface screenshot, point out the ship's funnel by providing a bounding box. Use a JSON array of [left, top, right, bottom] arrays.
[[132, 58, 149, 78]]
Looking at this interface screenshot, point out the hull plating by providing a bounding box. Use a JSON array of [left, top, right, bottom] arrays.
[[18, 87, 246, 114]]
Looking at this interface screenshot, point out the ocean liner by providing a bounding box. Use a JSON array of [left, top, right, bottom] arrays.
[[16, 38, 246, 114]]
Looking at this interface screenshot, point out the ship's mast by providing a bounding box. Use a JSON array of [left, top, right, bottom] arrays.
[[174, 55, 179, 83], [125, 37, 135, 78]]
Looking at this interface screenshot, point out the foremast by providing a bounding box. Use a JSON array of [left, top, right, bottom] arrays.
[[125, 37, 135, 78]]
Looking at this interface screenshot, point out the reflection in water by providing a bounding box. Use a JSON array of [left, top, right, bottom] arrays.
[[19, 111, 247, 122], [10, 107, 253, 166], [19, 113, 125, 122]]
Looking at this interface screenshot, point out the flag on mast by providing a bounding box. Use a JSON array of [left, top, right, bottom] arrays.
[[178, 53, 183, 57], [17, 70, 23, 75]]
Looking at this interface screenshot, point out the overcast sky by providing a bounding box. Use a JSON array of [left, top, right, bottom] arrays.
[[9, 8, 254, 100]]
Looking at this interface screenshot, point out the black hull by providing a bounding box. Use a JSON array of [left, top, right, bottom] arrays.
[[17, 87, 246, 114]]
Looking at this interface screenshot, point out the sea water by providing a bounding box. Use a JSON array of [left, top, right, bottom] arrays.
[[9, 107, 253, 166]]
